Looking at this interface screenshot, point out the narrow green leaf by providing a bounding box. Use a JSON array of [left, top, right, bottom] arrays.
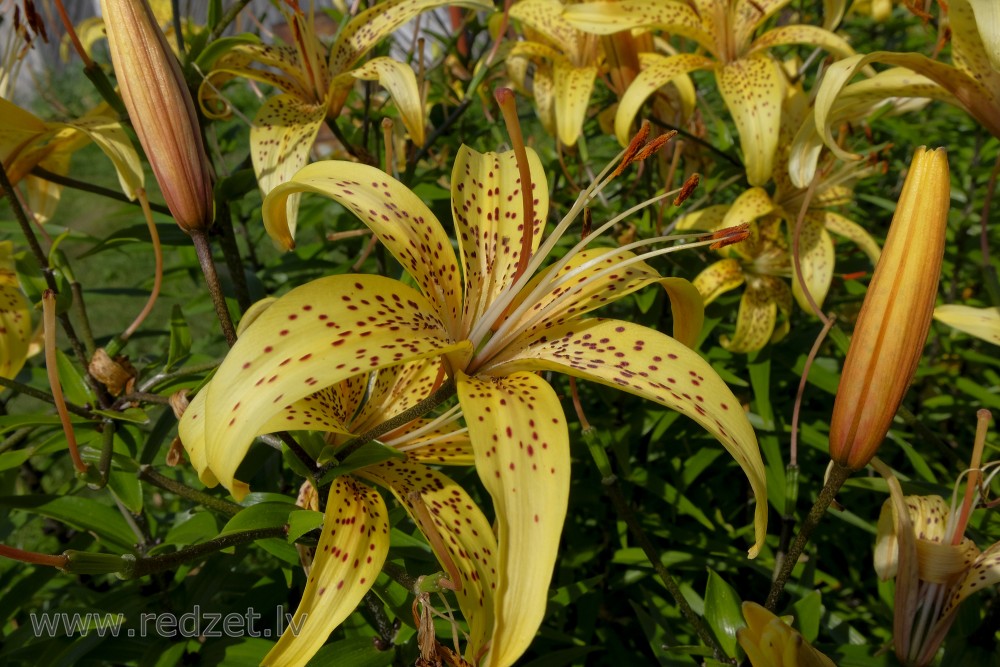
[[286, 509, 324, 543], [704, 569, 744, 659], [792, 590, 823, 643], [91, 407, 150, 424], [162, 511, 219, 548], [107, 469, 143, 513], [317, 441, 404, 484], [55, 349, 96, 407], [0, 495, 135, 551], [166, 305, 192, 370], [220, 502, 294, 536]]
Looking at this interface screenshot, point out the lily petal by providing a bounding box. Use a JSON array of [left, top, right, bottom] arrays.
[[934, 304, 1000, 345], [0, 242, 32, 380], [501, 319, 767, 557], [553, 59, 598, 146], [199, 275, 472, 498], [717, 56, 784, 186], [614, 52, 716, 145], [360, 458, 498, 658], [509, 0, 588, 63], [457, 370, 570, 667], [746, 25, 857, 60], [562, 0, 712, 53], [250, 94, 328, 243], [338, 57, 426, 146], [722, 275, 790, 353], [59, 113, 144, 200], [790, 213, 835, 312], [955, 0, 1000, 83], [263, 161, 463, 332], [262, 477, 389, 667], [693, 258, 746, 306], [821, 210, 882, 265]]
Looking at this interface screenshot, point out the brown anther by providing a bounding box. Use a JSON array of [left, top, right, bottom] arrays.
[[24, 1, 48, 42], [611, 120, 652, 178], [673, 173, 700, 206], [710, 222, 750, 249], [634, 130, 677, 161]]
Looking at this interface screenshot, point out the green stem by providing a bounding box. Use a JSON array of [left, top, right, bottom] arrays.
[[208, 0, 255, 41], [190, 228, 238, 346], [123, 527, 286, 578], [0, 376, 96, 419], [138, 465, 242, 517], [765, 461, 853, 611], [30, 167, 172, 217], [69, 281, 97, 358], [137, 359, 223, 393], [88, 420, 116, 490], [215, 200, 252, 313]]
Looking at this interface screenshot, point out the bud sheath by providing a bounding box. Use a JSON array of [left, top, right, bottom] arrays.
[[101, 0, 213, 231], [829, 147, 949, 470]]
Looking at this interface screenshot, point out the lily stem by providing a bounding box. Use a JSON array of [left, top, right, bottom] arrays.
[[30, 167, 172, 216], [138, 465, 243, 517], [124, 527, 286, 578], [208, 0, 255, 41], [189, 229, 238, 346], [765, 461, 852, 611]]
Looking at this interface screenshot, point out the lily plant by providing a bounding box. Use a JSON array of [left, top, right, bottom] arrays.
[[198, 0, 489, 233], [182, 355, 499, 667], [560, 0, 859, 185], [180, 119, 768, 665]]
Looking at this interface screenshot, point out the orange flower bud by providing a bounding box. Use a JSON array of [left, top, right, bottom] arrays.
[[829, 147, 950, 470], [101, 0, 213, 232]]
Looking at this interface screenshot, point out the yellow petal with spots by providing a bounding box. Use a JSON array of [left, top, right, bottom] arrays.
[[966, 0, 1000, 70], [676, 204, 730, 232], [934, 304, 1000, 345], [790, 213, 835, 312], [822, 211, 881, 265], [202, 275, 472, 498], [500, 319, 767, 557], [944, 541, 1000, 615], [562, 0, 711, 53], [339, 57, 426, 146], [717, 56, 784, 186], [58, 113, 144, 200], [258, 383, 364, 436], [262, 477, 389, 667], [732, 0, 793, 46], [614, 53, 715, 145], [453, 146, 548, 334], [509, 0, 586, 62], [329, 0, 492, 73], [360, 458, 498, 659], [263, 162, 463, 332], [387, 418, 473, 465], [0, 242, 32, 380], [747, 25, 857, 60], [0, 97, 49, 162], [250, 94, 328, 245], [553, 60, 598, 147], [722, 275, 790, 353], [693, 258, 746, 306], [457, 370, 570, 667]]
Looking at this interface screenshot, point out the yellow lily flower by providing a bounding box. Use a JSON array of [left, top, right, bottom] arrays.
[[561, 0, 859, 185], [505, 0, 695, 147], [182, 356, 496, 667], [934, 304, 1000, 345], [798, 0, 1000, 183], [0, 97, 142, 223], [737, 602, 836, 667], [199, 0, 490, 234], [182, 140, 767, 664], [0, 241, 32, 380], [873, 410, 1000, 666]]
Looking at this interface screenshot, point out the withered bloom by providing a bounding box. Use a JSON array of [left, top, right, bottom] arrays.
[[828, 147, 950, 470], [101, 0, 213, 232]]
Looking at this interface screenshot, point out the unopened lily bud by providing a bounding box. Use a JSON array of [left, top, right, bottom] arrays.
[[101, 0, 213, 232], [829, 147, 949, 470]]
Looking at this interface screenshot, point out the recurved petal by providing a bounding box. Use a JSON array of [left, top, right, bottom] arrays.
[[747, 25, 857, 60], [58, 113, 144, 199], [385, 417, 474, 465], [258, 382, 363, 436], [614, 53, 715, 145], [562, 0, 711, 52], [692, 258, 746, 306], [329, 0, 492, 72], [453, 146, 548, 334], [822, 211, 882, 265], [339, 57, 426, 146], [675, 204, 730, 232], [934, 304, 1000, 345], [717, 56, 784, 186], [500, 319, 767, 557], [262, 477, 389, 667], [954, 0, 1000, 84], [360, 458, 498, 658], [509, 0, 586, 61], [456, 371, 570, 667], [553, 60, 598, 147], [943, 541, 1000, 615], [263, 162, 463, 331], [790, 213, 835, 312], [177, 387, 222, 489], [721, 275, 789, 353], [202, 275, 472, 498], [250, 94, 328, 244], [0, 98, 50, 167]]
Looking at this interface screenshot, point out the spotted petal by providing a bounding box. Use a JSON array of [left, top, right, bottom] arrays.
[[722, 275, 791, 353], [614, 53, 716, 145], [693, 258, 746, 306], [822, 211, 882, 265], [717, 56, 784, 186], [250, 94, 328, 243], [509, 0, 588, 63], [262, 477, 389, 667], [457, 370, 570, 666], [500, 319, 767, 557], [0, 242, 32, 380], [746, 25, 857, 60], [337, 57, 426, 146], [553, 59, 598, 146], [360, 458, 498, 658], [790, 212, 835, 312], [200, 275, 472, 498], [934, 304, 1000, 345], [562, 0, 712, 54], [263, 162, 463, 333]]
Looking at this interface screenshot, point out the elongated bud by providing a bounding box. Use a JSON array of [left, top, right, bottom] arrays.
[[101, 0, 213, 232], [829, 147, 949, 470]]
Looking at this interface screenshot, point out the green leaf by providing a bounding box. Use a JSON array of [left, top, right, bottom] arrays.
[[286, 509, 324, 543], [162, 511, 219, 548], [317, 442, 404, 484], [166, 305, 192, 370], [91, 407, 150, 424], [0, 413, 76, 436], [792, 590, 823, 643], [306, 636, 395, 667], [55, 349, 96, 406], [704, 569, 744, 659], [107, 469, 143, 513], [0, 495, 136, 551], [220, 502, 294, 536]]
